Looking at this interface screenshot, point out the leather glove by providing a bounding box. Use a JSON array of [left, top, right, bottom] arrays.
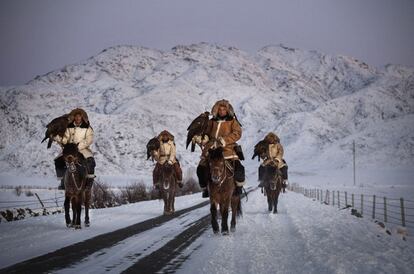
[[192, 135, 202, 144], [217, 137, 226, 147]]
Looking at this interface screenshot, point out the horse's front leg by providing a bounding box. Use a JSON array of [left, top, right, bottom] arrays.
[[220, 199, 230, 235], [266, 188, 273, 212], [75, 196, 82, 229], [71, 197, 76, 227], [84, 190, 90, 226], [64, 196, 71, 227], [230, 196, 239, 232], [273, 190, 280, 214], [210, 202, 219, 234]]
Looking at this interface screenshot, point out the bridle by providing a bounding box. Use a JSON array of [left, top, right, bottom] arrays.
[[210, 158, 234, 189], [65, 157, 84, 192], [161, 163, 175, 190]]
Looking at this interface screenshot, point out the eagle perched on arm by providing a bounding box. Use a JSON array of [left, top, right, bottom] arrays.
[[146, 137, 160, 161], [186, 112, 210, 152], [252, 139, 269, 161], [41, 114, 70, 149]]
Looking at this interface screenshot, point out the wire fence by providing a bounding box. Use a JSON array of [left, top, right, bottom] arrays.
[[289, 184, 414, 230]]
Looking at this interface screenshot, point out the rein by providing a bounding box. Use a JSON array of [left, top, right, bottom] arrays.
[[65, 160, 85, 192]]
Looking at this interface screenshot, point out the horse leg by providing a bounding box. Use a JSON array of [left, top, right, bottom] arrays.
[[71, 197, 76, 227], [64, 196, 71, 227], [75, 196, 82, 229], [230, 196, 239, 232], [273, 190, 280, 214], [210, 203, 219, 234], [163, 191, 169, 215], [266, 189, 272, 212], [220, 200, 230, 235], [84, 190, 90, 227]]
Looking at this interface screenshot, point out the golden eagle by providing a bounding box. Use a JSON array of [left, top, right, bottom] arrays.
[[252, 139, 269, 161], [146, 137, 160, 160], [41, 114, 70, 149], [186, 112, 210, 152]]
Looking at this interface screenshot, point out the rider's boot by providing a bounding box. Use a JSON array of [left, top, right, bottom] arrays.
[[202, 187, 209, 198], [58, 178, 65, 190]]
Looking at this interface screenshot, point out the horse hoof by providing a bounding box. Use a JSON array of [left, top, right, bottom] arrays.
[[222, 230, 229, 236], [66, 223, 72, 228], [230, 227, 236, 233], [75, 225, 82, 229], [85, 222, 90, 227], [273, 210, 278, 214], [213, 229, 220, 234]]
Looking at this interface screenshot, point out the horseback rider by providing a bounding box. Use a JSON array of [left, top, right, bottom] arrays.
[[258, 132, 288, 187], [54, 108, 96, 189], [152, 130, 183, 188], [193, 99, 245, 198]]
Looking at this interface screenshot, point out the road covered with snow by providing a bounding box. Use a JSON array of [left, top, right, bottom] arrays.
[[1, 187, 413, 274]]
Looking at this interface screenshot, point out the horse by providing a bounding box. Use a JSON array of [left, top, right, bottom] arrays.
[[157, 162, 177, 215], [261, 164, 283, 214], [62, 143, 89, 229], [207, 146, 242, 235]]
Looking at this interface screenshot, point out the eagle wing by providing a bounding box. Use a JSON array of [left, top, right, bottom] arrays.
[[146, 137, 160, 160], [42, 114, 70, 149], [186, 112, 210, 152], [252, 140, 269, 161]]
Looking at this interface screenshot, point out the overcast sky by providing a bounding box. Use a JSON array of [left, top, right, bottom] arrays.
[[1, 0, 413, 86]]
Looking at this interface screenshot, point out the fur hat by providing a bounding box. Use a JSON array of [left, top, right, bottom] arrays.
[[158, 130, 174, 141], [264, 132, 280, 144], [68, 108, 89, 125], [211, 99, 235, 118]]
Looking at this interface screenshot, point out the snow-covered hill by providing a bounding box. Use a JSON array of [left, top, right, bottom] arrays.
[[0, 43, 413, 180]]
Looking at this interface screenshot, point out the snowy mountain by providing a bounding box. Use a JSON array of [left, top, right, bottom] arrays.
[[0, 42, 413, 179]]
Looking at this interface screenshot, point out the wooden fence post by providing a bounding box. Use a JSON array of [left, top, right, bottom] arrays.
[[332, 190, 335, 206], [352, 193, 354, 208], [361, 194, 364, 216], [345, 192, 348, 206], [338, 191, 340, 208], [383, 197, 387, 223], [35, 193, 45, 209], [372, 195, 376, 219], [400, 198, 406, 227]]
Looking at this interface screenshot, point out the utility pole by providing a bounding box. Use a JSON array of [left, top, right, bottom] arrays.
[[353, 140, 356, 186]]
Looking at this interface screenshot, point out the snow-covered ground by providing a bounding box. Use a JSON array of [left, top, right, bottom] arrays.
[[176, 190, 414, 274], [0, 192, 205, 269], [1, 188, 412, 273]]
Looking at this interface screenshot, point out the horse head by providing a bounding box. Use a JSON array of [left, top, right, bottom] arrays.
[[160, 162, 175, 190], [62, 143, 82, 174], [208, 147, 226, 184]]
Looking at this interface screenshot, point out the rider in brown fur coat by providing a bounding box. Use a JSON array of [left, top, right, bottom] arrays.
[[193, 99, 245, 198]]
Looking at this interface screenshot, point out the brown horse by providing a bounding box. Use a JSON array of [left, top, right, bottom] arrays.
[[208, 147, 242, 235], [158, 162, 177, 215], [62, 143, 88, 229], [261, 164, 283, 214]]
